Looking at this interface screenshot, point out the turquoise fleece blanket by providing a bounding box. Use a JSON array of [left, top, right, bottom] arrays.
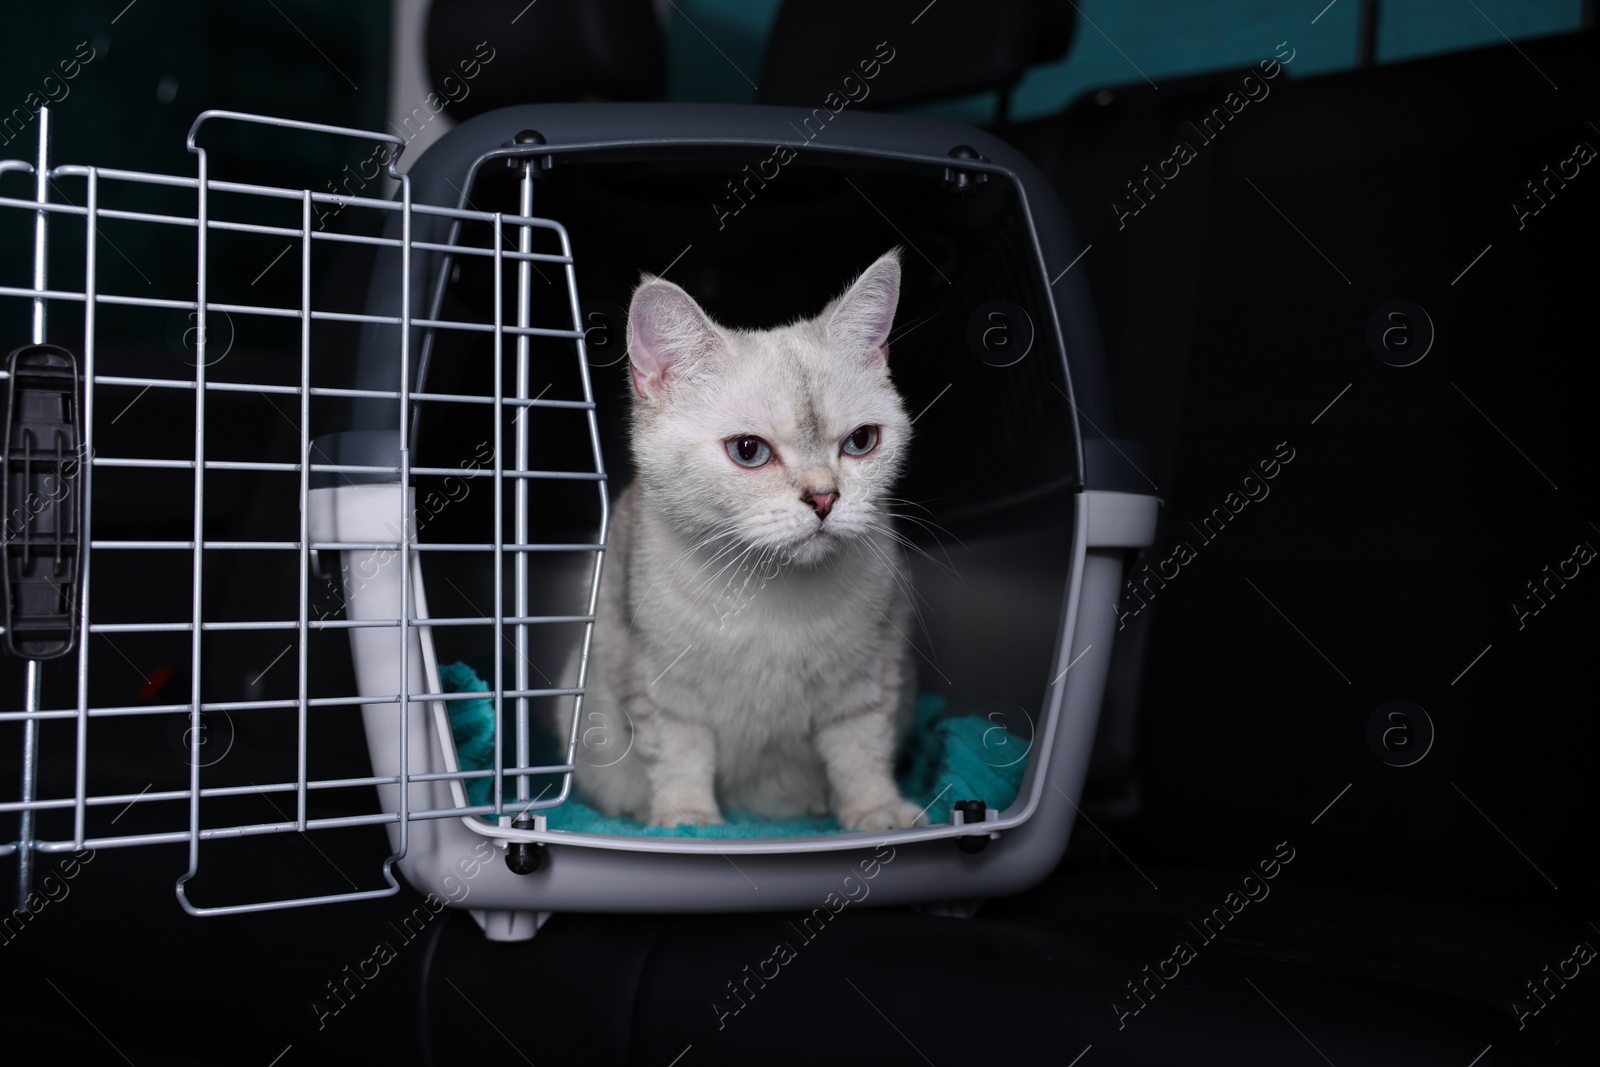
[[439, 661, 1027, 837]]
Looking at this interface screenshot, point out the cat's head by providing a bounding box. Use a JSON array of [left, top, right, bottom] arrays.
[[624, 249, 909, 566]]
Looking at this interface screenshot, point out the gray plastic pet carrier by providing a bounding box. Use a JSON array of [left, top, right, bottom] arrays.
[[1, 103, 1155, 939]]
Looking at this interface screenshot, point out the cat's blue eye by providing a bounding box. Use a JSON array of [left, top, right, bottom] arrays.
[[726, 435, 773, 468], [841, 425, 879, 457]]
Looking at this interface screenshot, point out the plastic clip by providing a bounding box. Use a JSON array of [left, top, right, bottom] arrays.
[[2, 343, 84, 659]]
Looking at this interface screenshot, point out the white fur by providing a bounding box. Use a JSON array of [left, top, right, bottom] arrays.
[[561, 251, 925, 831]]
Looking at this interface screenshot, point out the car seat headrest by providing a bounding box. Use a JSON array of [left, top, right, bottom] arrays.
[[758, 0, 1073, 112], [425, 0, 668, 121]]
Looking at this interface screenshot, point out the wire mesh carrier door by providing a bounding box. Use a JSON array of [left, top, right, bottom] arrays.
[[0, 107, 606, 921], [3, 102, 1157, 938]]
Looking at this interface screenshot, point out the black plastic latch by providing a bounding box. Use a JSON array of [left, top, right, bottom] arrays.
[[505, 812, 545, 874], [505, 129, 553, 175], [953, 799, 994, 854], [943, 146, 990, 196], [2, 343, 84, 660]]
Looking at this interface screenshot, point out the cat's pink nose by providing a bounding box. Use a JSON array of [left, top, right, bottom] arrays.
[[803, 489, 838, 520]]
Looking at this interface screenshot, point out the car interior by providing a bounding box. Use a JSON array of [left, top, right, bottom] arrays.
[[2, 1, 1597, 1063]]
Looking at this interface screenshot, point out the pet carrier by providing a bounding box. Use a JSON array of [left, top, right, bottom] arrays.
[[1, 103, 1156, 940]]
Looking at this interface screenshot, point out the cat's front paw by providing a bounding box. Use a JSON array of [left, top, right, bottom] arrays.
[[647, 804, 725, 828], [839, 799, 926, 832]]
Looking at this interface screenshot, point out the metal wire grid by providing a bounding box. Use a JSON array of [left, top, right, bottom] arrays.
[[0, 109, 607, 914]]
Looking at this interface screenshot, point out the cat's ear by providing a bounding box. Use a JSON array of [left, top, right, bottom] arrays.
[[825, 249, 901, 363], [627, 277, 718, 401]]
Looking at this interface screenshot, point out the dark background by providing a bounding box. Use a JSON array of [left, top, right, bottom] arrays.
[[2, 2, 1598, 1064]]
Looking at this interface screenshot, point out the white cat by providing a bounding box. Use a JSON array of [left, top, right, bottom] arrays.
[[564, 250, 926, 832]]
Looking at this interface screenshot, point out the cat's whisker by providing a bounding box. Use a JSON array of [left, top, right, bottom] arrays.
[[682, 509, 814, 605], [693, 539, 765, 603], [877, 504, 959, 544], [698, 548, 766, 611], [735, 545, 775, 602], [883, 504, 967, 555], [881, 497, 968, 563], [718, 544, 764, 603], [881, 495, 942, 517], [836, 547, 947, 683], [661, 533, 744, 595], [863, 529, 941, 637], [681, 527, 764, 595], [653, 519, 745, 576], [880, 526, 961, 583], [857, 534, 934, 643], [627, 519, 752, 630], [860, 516, 964, 586]]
